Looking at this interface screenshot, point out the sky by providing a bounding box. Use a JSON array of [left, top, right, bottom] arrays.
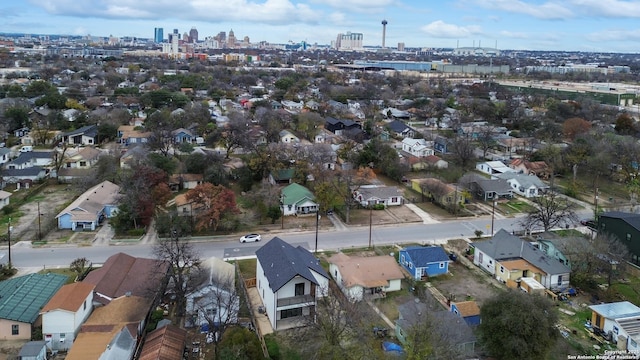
[[2, 0, 640, 53]]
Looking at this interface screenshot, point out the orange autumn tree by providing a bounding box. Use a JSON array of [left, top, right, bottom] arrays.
[[186, 183, 239, 231], [562, 117, 591, 140]]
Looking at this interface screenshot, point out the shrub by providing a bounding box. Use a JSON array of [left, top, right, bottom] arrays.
[[127, 228, 146, 237]]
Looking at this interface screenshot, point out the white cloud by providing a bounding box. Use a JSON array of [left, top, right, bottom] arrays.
[[310, 0, 395, 12], [28, 0, 321, 25], [569, 0, 640, 18], [420, 20, 482, 38], [468, 0, 573, 20]]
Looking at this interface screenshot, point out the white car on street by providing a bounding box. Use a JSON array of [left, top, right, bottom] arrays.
[[240, 233, 261, 243]]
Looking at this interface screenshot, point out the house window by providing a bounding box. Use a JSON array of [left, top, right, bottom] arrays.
[[11, 325, 18, 335], [391, 197, 397, 203], [334, 270, 337, 277], [409, 263, 413, 269], [613, 325, 619, 335], [83, 301, 86, 310], [557, 275, 563, 286], [401, 255, 405, 264], [281, 308, 302, 319], [79, 161, 86, 167], [627, 233, 632, 241], [60, 333, 66, 340], [631, 339, 637, 348], [500, 266, 504, 273], [295, 283, 305, 296], [439, 262, 445, 269]]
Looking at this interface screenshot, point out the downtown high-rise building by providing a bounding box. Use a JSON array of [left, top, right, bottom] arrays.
[[189, 27, 198, 43], [154, 27, 163, 43], [335, 32, 363, 51]]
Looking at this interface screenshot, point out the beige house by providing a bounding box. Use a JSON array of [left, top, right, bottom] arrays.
[[328, 252, 404, 302]]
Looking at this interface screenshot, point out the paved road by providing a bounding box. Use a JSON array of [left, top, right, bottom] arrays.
[[9, 208, 593, 272]]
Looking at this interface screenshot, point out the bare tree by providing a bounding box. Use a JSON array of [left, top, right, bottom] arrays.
[[153, 224, 202, 327], [521, 190, 578, 232], [451, 135, 476, 170]]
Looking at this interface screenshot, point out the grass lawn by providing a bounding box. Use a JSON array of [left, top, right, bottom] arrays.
[[502, 199, 535, 214], [610, 278, 640, 304], [235, 258, 257, 279], [38, 268, 77, 284]]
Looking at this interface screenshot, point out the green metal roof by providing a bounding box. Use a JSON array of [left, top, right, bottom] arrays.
[[281, 183, 315, 205], [0, 273, 68, 323]]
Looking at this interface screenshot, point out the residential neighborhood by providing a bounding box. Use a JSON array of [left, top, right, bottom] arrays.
[[0, 37, 640, 360]]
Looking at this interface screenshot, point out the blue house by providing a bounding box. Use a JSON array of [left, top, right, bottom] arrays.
[[56, 180, 120, 231], [399, 246, 450, 280], [172, 128, 194, 143], [450, 301, 481, 326]]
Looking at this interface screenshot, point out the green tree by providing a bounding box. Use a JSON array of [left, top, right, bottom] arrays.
[[521, 190, 577, 231], [266, 205, 282, 224], [478, 290, 558, 360]]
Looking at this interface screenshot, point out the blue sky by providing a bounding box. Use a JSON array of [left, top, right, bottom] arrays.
[[2, 0, 640, 53]]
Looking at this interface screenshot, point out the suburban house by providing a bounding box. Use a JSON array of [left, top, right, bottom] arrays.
[[0, 273, 67, 340], [168, 173, 204, 191], [281, 183, 318, 216], [386, 120, 415, 138], [41, 282, 95, 351], [2, 167, 47, 185], [138, 324, 187, 360], [352, 185, 404, 207], [185, 257, 238, 330], [82, 252, 169, 306], [399, 246, 450, 279], [117, 125, 152, 146], [6, 151, 53, 170], [509, 158, 551, 179], [468, 178, 514, 201], [60, 125, 99, 146], [172, 128, 195, 143], [0, 190, 11, 211], [493, 172, 549, 198], [18, 341, 47, 360], [65, 295, 152, 360], [476, 161, 514, 176], [423, 155, 448, 169], [401, 138, 434, 158], [588, 301, 640, 353], [56, 180, 120, 231], [328, 253, 404, 302], [119, 145, 148, 169], [534, 233, 573, 268], [279, 129, 300, 144], [255, 237, 329, 331], [62, 146, 102, 169], [268, 168, 295, 185], [597, 211, 640, 266], [411, 178, 464, 207], [433, 136, 452, 154], [325, 117, 362, 136], [0, 148, 10, 165], [395, 298, 476, 356], [472, 229, 571, 291], [495, 136, 535, 155], [450, 301, 481, 326]]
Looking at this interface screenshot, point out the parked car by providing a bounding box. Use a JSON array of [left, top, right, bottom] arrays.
[[580, 219, 597, 229], [240, 233, 261, 243]]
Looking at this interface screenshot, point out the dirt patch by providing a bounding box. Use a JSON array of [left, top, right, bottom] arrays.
[[429, 261, 502, 307], [0, 339, 29, 359], [10, 184, 77, 243]]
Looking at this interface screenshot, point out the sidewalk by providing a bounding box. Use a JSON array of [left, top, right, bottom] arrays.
[[405, 203, 440, 224]]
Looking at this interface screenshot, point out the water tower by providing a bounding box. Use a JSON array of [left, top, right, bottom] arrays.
[[381, 19, 388, 49]]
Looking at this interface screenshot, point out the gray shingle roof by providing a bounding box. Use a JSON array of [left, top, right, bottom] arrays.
[[600, 211, 640, 231], [0, 273, 68, 323], [473, 229, 570, 275], [255, 237, 328, 292], [8, 151, 53, 165], [494, 172, 548, 189], [402, 246, 450, 266]]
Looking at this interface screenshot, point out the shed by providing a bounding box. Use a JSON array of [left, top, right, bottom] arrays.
[[18, 340, 47, 360]]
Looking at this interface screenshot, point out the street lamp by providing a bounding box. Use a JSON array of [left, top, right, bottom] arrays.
[[37, 202, 42, 241], [368, 204, 373, 249]]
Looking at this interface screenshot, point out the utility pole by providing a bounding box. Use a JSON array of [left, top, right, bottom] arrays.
[[368, 205, 373, 249], [315, 207, 320, 253], [7, 218, 11, 267], [37, 202, 42, 241], [491, 199, 496, 236]]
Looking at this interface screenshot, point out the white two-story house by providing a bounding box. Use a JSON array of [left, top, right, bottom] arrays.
[[40, 282, 95, 351], [255, 237, 329, 331], [401, 138, 434, 158]]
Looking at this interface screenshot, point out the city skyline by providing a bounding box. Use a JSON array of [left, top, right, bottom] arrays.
[[2, 1, 640, 53]]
